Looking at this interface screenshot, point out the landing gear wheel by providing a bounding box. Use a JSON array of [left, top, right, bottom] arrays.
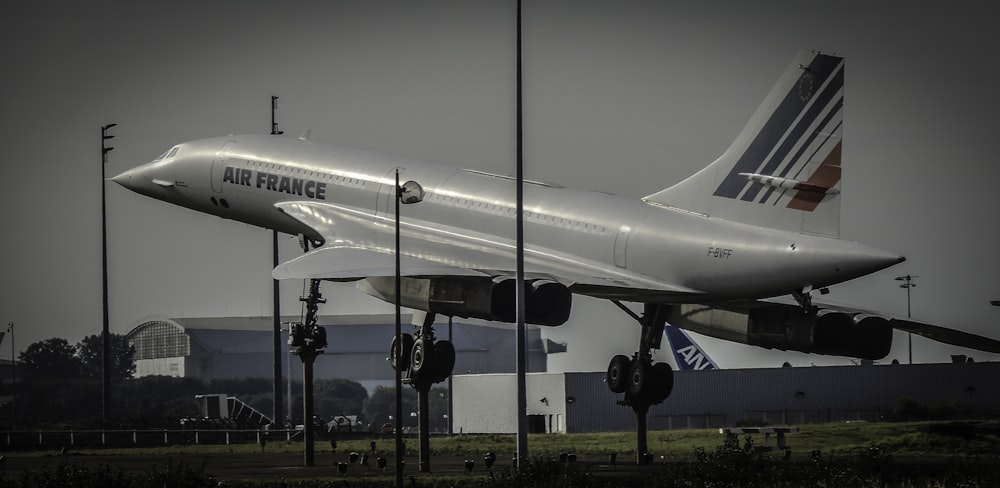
[[390, 333, 414, 371], [628, 359, 649, 398], [411, 338, 433, 378], [429, 340, 456, 384], [606, 355, 632, 393], [650, 362, 674, 403]]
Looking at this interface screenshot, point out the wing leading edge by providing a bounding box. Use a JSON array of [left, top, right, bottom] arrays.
[[271, 200, 704, 299], [272, 246, 484, 281], [887, 318, 1000, 354]]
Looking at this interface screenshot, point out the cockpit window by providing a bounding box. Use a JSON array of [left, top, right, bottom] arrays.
[[153, 146, 180, 162]]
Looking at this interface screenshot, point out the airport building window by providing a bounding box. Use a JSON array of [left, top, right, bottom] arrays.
[[127, 320, 190, 360]]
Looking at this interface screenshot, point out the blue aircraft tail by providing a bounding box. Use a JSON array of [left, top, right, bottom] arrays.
[[665, 325, 718, 370]]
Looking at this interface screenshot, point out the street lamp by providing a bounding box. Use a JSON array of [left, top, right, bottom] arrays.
[[394, 169, 423, 488], [101, 123, 116, 423], [269, 95, 284, 431], [894, 274, 917, 364]]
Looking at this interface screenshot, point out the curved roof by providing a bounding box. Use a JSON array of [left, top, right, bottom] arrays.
[[124, 314, 551, 358], [126, 316, 188, 360]]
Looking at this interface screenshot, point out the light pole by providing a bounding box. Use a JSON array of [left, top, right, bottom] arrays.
[[270, 95, 284, 429], [447, 316, 453, 435], [101, 123, 116, 423], [895, 274, 917, 364], [514, 0, 529, 468], [6, 322, 13, 430], [394, 169, 424, 488]]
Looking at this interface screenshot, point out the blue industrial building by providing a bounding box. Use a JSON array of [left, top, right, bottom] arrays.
[[454, 362, 1000, 433]]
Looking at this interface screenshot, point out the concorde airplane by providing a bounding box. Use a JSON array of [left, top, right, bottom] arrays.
[[114, 51, 1000, 405]]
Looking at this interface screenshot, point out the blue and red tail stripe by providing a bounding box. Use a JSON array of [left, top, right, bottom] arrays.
[[713, 53, 844, 209]]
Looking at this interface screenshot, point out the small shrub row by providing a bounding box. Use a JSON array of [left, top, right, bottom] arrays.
[[5, 449, 1000, 488], [2, 460, 216, 488]]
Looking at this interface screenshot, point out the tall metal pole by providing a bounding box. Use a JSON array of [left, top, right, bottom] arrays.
[[7, 322, 13, 430], [895, 274, 917, 364], [101, 123, 116, 424], [514, 0, 529, 468], [289, 239, 309, 427], [287, 336, 293, 425], [302, 351, 315, 466], [417, 380, 430, 472], [447, 316, 453, 435], [272, 230, 283, 425], [271, 96, 284, 427], [394, 169, 405, 488]]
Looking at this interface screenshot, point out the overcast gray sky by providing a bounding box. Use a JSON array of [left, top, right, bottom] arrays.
[[2, 1, 998, 371]]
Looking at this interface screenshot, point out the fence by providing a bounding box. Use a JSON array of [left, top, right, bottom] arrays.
[[2, 428, 301, 450]]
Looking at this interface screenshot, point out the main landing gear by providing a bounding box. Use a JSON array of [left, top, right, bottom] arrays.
[[390, 312, 455, 388], [606, 302, 675, 464], [390, 311, 455, 472]]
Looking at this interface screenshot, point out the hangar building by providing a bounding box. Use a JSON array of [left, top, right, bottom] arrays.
[[452, 361, 1000, 433], [125, 314, 562, 392]]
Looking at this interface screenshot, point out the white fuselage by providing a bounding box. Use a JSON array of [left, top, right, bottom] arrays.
[[113, 134, 902, 303]]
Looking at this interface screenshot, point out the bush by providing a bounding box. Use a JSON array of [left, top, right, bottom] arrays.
[[5, 461, 216, 488], [886, 397, 968, 422]]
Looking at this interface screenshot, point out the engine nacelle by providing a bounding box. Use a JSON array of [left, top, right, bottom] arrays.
[[668, 304, 892, 360], [357, 276, 571, 326], [747, 308, 893, 360]]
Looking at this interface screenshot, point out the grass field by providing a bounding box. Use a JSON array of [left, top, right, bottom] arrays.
[[5, 420, 1000, 487], [13, 419, 999, 460]]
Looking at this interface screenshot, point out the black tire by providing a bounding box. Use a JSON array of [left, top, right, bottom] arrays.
[[606, 355, 631, 393], [628, 359, 648, 398], [430, 340, 456, 383], [411, 338, 433, 377], [650, 362, 674, 404], [390, 333, 414, 372]]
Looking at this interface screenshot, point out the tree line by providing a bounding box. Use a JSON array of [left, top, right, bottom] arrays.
[[17, 334, 136, 381], [2, 334, 448, 431]]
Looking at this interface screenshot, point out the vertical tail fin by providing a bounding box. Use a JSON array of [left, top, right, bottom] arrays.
[[644, 51, 845, 237], [665, 325, 718, 371]]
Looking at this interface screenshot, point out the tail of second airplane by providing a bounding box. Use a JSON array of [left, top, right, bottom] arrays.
[[665, 325, 718, 371], [644, 51, 845, 237]]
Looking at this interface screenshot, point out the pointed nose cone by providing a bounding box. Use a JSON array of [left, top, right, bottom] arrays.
[[111, 164, 161, 198], [111, 168, 133, 189]]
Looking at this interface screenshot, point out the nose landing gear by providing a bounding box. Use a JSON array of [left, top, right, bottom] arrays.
[[606, 302, 675, 464]]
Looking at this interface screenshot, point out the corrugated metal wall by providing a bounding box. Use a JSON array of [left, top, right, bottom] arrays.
[[478, 362, 1000, 433], [656, 362, 1000, 428]]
